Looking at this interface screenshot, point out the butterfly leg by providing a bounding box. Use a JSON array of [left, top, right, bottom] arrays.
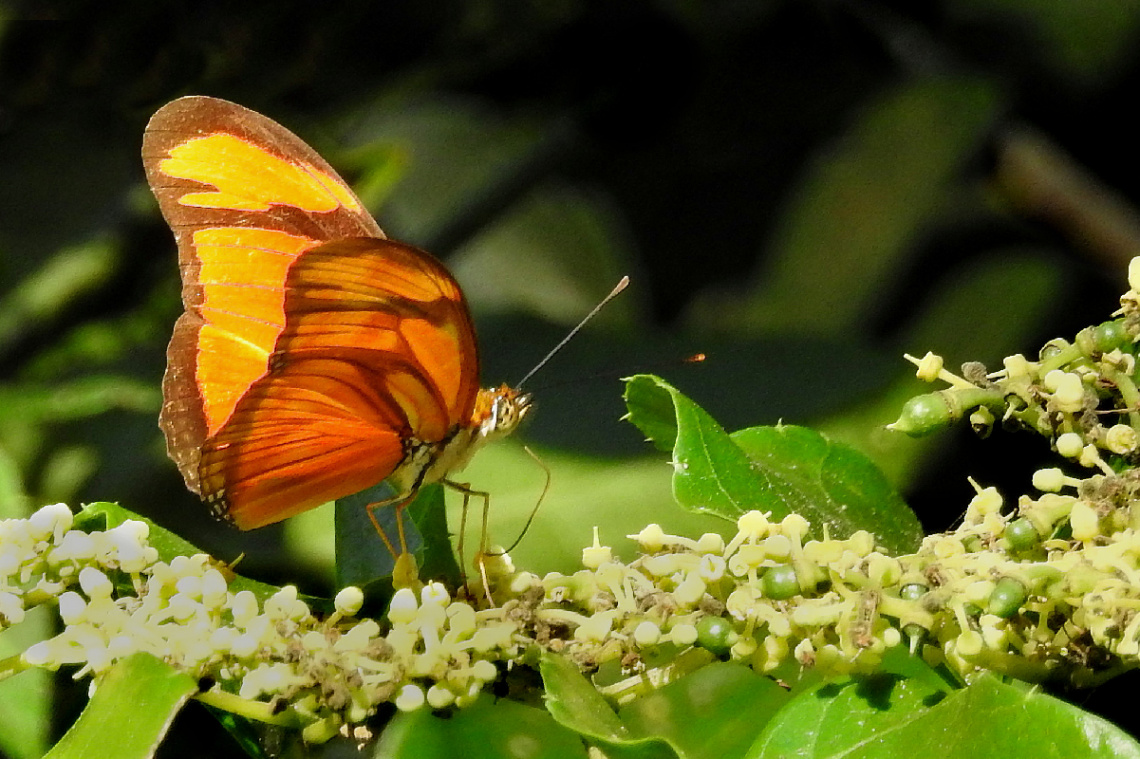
[[365, 497, 420, 589], [443, 479, 496, 602]]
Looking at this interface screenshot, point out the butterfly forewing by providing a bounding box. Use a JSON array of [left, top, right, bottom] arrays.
[[145, 96, 483, 528]]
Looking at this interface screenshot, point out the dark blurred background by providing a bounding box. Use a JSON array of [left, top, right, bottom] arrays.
[[3, 0, 1140, 754]]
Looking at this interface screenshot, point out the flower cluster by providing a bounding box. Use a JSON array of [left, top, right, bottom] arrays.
[[520, 516, 901, 690], [1, 505, 522, 743], [1, 503, 157, 631], [888, 259, 1140, 469]]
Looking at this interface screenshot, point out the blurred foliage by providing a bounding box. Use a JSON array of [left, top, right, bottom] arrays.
[[3, 0, 1140, 754]]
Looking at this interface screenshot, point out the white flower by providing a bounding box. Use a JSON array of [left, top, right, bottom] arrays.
[[334, 586, 364, 616], [394, 684, 426, 712], [27, 503, 73, 542]]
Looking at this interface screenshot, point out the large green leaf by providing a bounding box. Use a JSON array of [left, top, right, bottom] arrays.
[[373, 691, 587, 759], [751, 671, 1140, 758], [623, 375, 922, 552], [44, 653, 197, 759], [618, 662, 791, 759], [731, 426, 923, 553]]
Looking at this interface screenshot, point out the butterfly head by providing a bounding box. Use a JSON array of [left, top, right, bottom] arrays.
[[475, 384, 531, 442]]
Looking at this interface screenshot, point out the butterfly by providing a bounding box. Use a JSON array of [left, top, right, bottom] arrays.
[[143, 95, 530, 554]]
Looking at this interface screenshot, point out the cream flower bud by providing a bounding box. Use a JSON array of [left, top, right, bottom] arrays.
[[630, 524, 666, 552], [956, 630, 983, 657], [642, 554, 681, 577], [331, 586, 362, 616], [58, 591, 86, 625], [0, 550, 21, 578], [695, 533, 725, 554], [1129, 256, 1140, 293], [633, 621, 661, 646], [1032, 468, 1066, 493], [1045, 370, 1085, 413], [780, 514, 810, 541], [51, 531, 96, 562], [673, 574, 706, 607], [582, 527, 612, 569], [1056, 432, 1084, 458], [427, 684, 455, 709], [470, 660, 498, 683], [763, 534, 792, 559], [914, 352, 944, 382], [388, 588, 419, 625], [421, 582, 450, 608], [737, 511, 770, 539], [0, 592, 25, 625], [1003, 354, 1032, 379], [176, 575, 203, 599], [228, 591, 259, 625], [395, 684, 426, 712], [22, 641, 55, 668], [670, 623, 698, 646], [200, 568, 229, 608], [78, 567, 113, 599], [1069, 501, 1100, 541], [28, 503, 73, 541]]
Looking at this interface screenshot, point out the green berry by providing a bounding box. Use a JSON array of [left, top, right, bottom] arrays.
[[761, 565, 800, 600], [695, 616, 733, 656], [889, 393, 953, 436], [1093, 320, 1129, 354], [987, 577, 1028, 618], [1003, 518, 1039, 551], [899, 583, 927, 601]]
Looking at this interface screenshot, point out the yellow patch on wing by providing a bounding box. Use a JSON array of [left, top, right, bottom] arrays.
[[161, 133, 364, 214]]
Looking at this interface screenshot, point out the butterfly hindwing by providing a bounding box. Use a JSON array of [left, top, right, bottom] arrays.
[[204, 238, 481, 528]]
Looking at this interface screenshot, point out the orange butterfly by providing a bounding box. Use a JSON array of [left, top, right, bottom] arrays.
[[143, 96, 530, 552]]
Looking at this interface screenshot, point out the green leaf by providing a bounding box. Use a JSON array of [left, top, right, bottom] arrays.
[[731, 426, 923, 554], [0, 239, 119, 358], [749, 668, 952, 758], [623, 375, 775, 518], [541, 651, 633, 744], [623, 375, 923, 552], [618, 662, 792, 759], [0, 608, 51, 759], [372, 692, 587, 759], [750, 671, 1140, 758], [44, 652, 197, 759]]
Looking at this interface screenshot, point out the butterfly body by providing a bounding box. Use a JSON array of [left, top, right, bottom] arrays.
[[144, 96, 529, 530]]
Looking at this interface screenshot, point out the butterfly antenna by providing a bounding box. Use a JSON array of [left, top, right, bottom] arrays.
[[516, 276, 630, 389]]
